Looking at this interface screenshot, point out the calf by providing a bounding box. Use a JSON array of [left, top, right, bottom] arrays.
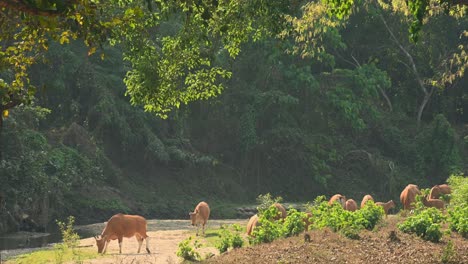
[[375, 200, 395, 217], [189, 201, 210, 236]]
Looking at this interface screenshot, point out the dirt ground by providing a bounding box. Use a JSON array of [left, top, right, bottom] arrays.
[[4, 216, 468, 264], [77, 219, 247, 264], [205, 216, 468, 264]]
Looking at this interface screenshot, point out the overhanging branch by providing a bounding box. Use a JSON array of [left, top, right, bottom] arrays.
[[0, 0, 78, 17]]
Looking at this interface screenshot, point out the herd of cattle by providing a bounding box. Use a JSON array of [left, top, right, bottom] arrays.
[[93, 183, 451, 254]]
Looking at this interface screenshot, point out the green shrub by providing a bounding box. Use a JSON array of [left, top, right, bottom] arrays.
[[176, 237, 201, 261], [215, 224, 244, 253], [398, 207, 446, 242], [231, 233, 244, 248], [356, 202, 385, 230], [250, 205, 284, 245], [448, 205, 468, 238], [308, 196, 384, 238], [447, 174, 468, 207], [281, 209, 307, 237]]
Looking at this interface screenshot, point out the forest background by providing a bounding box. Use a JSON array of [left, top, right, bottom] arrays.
[[0, 0, 466, 234]]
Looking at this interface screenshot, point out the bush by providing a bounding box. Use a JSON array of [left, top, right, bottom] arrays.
[[176, 237, 201, 261], [448, 205, 468, 238], [447, 174, 468, 207], [215, 224, 244, 253], [356, 202, 386, 230], [398, 207, 445, 242], [281, 209, 307, 237], [308, 196, 384, 238], [250, 205, 284, 245]]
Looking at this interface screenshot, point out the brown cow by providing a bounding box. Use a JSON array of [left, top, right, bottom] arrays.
[[429, 184, 451, 199], [345, 199, 358, 212], [422, 195, 445, 210], [375, 200, 395, 217], [329, 194, 346, 208], [400, 184, 421, 210], [246, 214, 259, 236], [360, 194, 374, 208], [273, 203, 287, 219], [94, 213, 150, 254], [189, 201, 210, 236]]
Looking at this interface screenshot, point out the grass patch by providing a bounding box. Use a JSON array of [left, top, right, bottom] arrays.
[[6, 246, 101, 264], [188, 225, 247, 248]]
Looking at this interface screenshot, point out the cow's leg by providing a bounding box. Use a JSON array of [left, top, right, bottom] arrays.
[[102, 240, 109, 254], [118, 236, 123, 254], [136, 235, 143, 253], [202, 223, 206, 235], [196, 224, 199, 236], [145, 236, 151, 254]]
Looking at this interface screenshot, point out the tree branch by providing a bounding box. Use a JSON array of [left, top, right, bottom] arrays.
[[379, 14, 428, 96], [0, 0, 78, 17]]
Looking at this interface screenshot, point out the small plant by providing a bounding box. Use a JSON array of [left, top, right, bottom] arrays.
[[231, 233, 244, 248], [54, 243, 66, 264], [216, 226, 231, 253], [250, 205, 283, 245], [176, 237, 201, 261], [398, 207, 446, 242], [441, 240, 457, 263], [56, 216, 80, 249], [256, 193, 283, 213]]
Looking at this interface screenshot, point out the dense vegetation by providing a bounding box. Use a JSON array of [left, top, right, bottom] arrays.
[[0, 0, 467, 234]]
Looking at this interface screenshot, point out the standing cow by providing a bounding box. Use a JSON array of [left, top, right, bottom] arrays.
[[360, 194, 374, 208], [400, 184, 421, 210], [189, 201, 210, 236], [329, 194, 346, 208], [94, 213, 151, 254]]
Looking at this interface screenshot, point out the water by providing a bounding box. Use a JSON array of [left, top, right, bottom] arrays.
[[0, 231, 60, 250], [0, 225, 98, 251]]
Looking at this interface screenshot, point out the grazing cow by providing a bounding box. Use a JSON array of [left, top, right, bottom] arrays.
[[429, 184, 451, 199], [273, 203, 287, 220], [189, 201, 210, 236], [345, 199, 358, 212], [329, 194, 346, 208], [422, 195, 445, 210], [246, 214, 259, 236], [400, 184, 421, 210], [360, 194, 374, 209], [94, 213, 150, 254], [375, 200, 395, 217]]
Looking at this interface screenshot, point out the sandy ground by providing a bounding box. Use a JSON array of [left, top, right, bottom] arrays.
[[77, 219, 247, 264]]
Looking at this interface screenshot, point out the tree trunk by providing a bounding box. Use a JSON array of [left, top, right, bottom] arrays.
[[417, 87, 435, 126], [380, 15, 432, 127]]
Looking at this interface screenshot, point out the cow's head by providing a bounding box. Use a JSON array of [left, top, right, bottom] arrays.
[[94, 235, 105, 253], [189, 209, 198, 225], [339, 195, 346, 208]]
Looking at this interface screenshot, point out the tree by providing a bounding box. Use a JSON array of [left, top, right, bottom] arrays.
[[0, 0, 290, 158]]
